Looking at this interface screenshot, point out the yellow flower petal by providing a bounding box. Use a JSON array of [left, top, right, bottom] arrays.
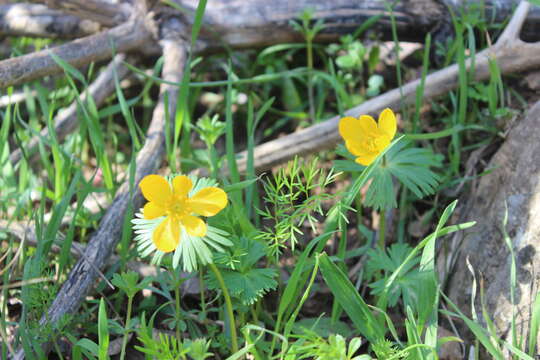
[[153, 216, 180, 252], [189, 187, 228, 217], [140, 175, 172, 206], [374, 134, 391, 152], [345, 140, 369, 157], [183, 215, 207, 237], [378, 108, 397, 139], [339, 115, 379, 143], [355, 153, 379, 166], [339, 116, 362, 143], [172, 175, 192, 198], [357, 115, 379, 136], [143, 202, 166, 219]]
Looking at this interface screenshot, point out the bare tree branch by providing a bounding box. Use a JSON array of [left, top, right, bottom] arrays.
[[0, 19, 152, 88], [235, 0, 540, 173], [9, 54, 130, 165], [29, 0, 130, 27], [0, 3, 100, 38]]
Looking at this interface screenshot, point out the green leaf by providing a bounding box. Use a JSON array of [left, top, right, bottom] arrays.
[[336, 140, 442, 210], [319, 253, 386, 343], [207, 237, 278, 305], [366, 243, 424, 307], [98, 298, 109, 360]]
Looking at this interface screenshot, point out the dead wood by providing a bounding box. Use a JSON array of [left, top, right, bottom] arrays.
[[0, 3, 100, 38], [235, 1, 540, 173], [0, 220, 160, 278], [1, 0, 539, 93], [8, 54, 130, 166], [10, 17, 187, 360], [0, 19, 152, 88], [29, 0, 130, 27], [445, 100, 540, 353]]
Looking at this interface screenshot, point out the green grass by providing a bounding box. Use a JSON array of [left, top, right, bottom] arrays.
[[0, 3, 537, 360]]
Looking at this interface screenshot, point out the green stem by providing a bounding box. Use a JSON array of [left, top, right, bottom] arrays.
[[307, 35, 315, 122], [378, 210, 386, 250], [209, 263, 238, 353], [175, 282, 182, 341], [119, 296, 133, 360]]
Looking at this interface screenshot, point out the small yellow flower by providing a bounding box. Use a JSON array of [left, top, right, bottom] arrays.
[[338, 108, 397, 166], [139, 174, 228, 253]]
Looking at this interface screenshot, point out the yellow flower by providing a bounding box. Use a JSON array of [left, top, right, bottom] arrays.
[[338, 108, 397, 166], [139, 174, 228, 253]]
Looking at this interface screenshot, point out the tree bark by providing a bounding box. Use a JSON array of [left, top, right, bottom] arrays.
[[0, 3, 100, 39], [446, 100, 540, 354]]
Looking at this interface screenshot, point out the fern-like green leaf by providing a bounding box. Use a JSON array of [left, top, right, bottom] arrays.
[[207, 237, 278, 305], [335, 140, 442, 210]]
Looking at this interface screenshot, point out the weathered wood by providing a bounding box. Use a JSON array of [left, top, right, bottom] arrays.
[[29, 0, 130, 27], [235, 1, 540, 173], [1, 0, 539, 90], [446, 100, 540, 355], [0, 19, 151, 88], [0, 3, 100, 38]]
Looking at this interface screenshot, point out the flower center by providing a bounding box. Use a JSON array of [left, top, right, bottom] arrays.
[[168, 196, 192, 218]]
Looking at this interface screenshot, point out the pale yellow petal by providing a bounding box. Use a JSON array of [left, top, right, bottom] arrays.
[[183, 215, 207, 237], [378, 108, 397, 139], [152, 216, 180, 252], [189, 187, 228, 217], [355, 153, 379, 166], [143, 202, 166, 219], [172, 175, 192, 198], [139, 175, 172, 205]]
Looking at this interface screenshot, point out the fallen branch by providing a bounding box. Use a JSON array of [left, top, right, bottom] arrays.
[[29, 0, 130, 27], [0, 19, 151, 88], [2, 0, 539, 92], [236, 1, 540, 173], [9, 54, 130, 166], [0, 3, 100, 38], [0, 220, 159, 277]]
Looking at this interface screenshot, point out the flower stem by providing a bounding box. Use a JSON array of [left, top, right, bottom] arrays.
[[175, 284, 182, 341], [378, 210, 386, 250], [119, 295, 133, 360], [209, 262, 238, 353]]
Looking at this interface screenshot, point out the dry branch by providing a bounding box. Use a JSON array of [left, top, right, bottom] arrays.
[[0, 19, 151, 88], [235, 1, 540, 173], [2, 0, 539, 93], [10, 18, 187, 360], [29, 0, 130, 27], [0, 3, 100, 38], [9, 54, 130, 165], [0, 220, 159, 277]]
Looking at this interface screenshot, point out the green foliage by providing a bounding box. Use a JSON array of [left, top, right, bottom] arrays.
[[365, 243, 425, 307], [335, 140, 442, 210], [208, 236, 278, 306], [257, 157, 339, 257], [286, 332, 366, 360]]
